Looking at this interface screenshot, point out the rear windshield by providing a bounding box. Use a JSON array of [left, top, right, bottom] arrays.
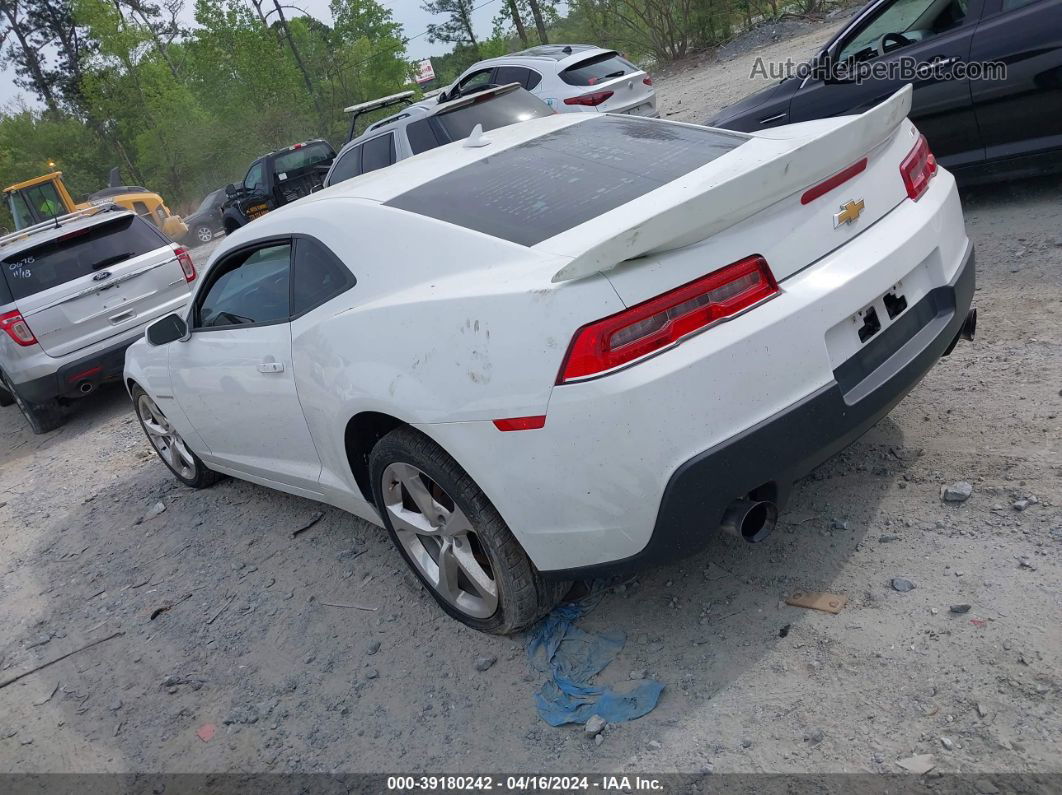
[[434, 89, 553, 142], [560, 52, 639, 86], [1, 214, 168, 300], [385, 116, 744, 247], [274, 142, 334, 175]]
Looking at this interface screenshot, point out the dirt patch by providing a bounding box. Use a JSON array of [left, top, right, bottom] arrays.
[[1, 34, 1060, 776], [653, 15, 850, 124]]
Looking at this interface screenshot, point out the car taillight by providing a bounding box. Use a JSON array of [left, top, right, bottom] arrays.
[[557, 255, 779, 384], [643, 75, 653, 86], [174, 246, 196, 282], [0, 309, 37, 346], [800, 157, 868, 205], [493, 415, 547, 432], [900, 133, 937, 201], [564, 90, 614, 107]]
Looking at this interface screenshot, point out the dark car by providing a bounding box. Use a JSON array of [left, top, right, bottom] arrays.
[[708, 0, 1062, 183], [222, 140, 336, 233], [183, 188, 226, 245]]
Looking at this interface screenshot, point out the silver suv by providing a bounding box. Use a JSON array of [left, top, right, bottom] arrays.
[[324, 85, 554, 187], [0, 205, 197, 433]]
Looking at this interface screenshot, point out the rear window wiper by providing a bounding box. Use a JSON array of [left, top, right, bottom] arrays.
[[603, 70, 626, 79], [91, 252, 136, 271]]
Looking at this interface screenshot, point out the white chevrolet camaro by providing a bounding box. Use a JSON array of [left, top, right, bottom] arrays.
[[125, 85, 976, 633]]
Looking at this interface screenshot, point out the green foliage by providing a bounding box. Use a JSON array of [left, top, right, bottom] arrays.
[[1, 0, 837, 221], [1, 0, 411, 214]]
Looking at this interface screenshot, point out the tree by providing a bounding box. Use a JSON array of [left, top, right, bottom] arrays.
[[526, 0, 548, 44], [0, 0, 59, 111], [422, 0, 477, 51], [499, 0, 528, 47]]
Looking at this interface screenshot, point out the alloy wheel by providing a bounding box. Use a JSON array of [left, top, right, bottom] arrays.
[[137, 394, 197, 480], [196, 226, 213, 243], [382, 462, 499, 618]]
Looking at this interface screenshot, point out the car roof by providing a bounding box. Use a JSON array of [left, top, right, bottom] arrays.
[[0, 207, 139, 259], [262, 138, 332, 159], [340, 85, 530, 152], [471, 44, 613, 68]]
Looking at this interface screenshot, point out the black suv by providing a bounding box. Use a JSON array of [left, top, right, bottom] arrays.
[[222, 140, 336, 233]]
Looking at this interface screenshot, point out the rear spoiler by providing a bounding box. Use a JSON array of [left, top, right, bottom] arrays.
[[550, 84, 913, 283]]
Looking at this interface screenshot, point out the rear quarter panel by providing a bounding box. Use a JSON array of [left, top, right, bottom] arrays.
[[278, 200, 625, 505]]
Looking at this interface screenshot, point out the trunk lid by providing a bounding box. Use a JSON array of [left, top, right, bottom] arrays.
[[5, 214, 191, 357], [593, 71, 654, 115], [543, 86, 916, 301], [559, 50, 655, 115]]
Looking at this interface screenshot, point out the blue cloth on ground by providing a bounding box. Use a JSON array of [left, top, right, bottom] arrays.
[[526, 597, 665, 726]]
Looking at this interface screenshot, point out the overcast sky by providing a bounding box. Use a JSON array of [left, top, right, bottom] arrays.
[[0, 0, 507, 107]]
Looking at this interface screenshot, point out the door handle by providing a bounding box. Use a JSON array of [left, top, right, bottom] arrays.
[[257, 360, 284, 373]]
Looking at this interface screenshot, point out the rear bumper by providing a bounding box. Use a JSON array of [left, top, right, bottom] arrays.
[[551, 243, 975, 579], [11, 334, 137, 403]]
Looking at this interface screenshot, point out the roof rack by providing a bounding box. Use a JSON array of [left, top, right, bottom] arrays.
[[343, 90, 416, 143], [0, 203, 123, 250]]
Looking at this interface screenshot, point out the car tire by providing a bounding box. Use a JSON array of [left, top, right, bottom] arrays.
[[193, 225, 213, 244], [132, 385, 221, 489], [370, 426, 567, 634], [2, 372, 63, 433], [0, 378, 13, 407]]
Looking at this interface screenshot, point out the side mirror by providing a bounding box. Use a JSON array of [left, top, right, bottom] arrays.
[[146, 313, 189, 346], [225, 183, 238, 198]]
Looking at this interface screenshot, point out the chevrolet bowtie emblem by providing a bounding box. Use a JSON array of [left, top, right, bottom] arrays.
[[834, 199, 865, 227]]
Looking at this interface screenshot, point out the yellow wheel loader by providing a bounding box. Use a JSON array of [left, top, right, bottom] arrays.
[[3, 170, 188, 240]]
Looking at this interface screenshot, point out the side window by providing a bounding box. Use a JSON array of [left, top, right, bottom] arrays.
[[494, 65, 530, 87], [291, 237, 356, 316], [525, 69, 542, 90], [133, 201, 158, 228], [361, 134, 395, 174], [327, 147, 362, 186], [195, 243, 291, 329], [243, 162, 265, 194], [406, 118, 441, 154], [837, 0, 968, 63], [458, 68, 494, 94]]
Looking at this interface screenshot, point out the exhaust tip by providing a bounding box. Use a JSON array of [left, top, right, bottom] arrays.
[[960, 307, 976, 342], [78, 380, 95, 394], [720, 499, 778, 543]]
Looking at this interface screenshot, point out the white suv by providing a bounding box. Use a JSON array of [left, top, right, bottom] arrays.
[[444, 44, 657, 117], [0, 206, 197, 433]]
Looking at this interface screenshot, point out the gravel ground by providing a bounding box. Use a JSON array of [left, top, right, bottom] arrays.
[[1, 22, 1060, 777]]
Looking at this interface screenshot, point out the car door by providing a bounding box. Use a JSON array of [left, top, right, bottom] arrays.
[[968, 0, 1062, 162], [789, 0, 986, 170], [285, 236, 367, 510], [239, 160, 272, 221], [168, 240, 324, 495]]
